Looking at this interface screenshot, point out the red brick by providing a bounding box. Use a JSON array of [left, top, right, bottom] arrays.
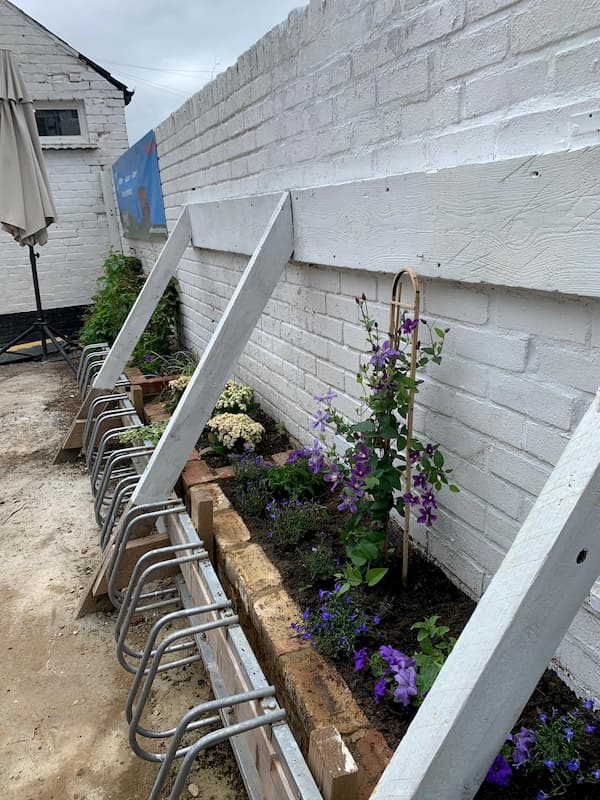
[[354, 729, 392, 800], [215, 464, 235, 479], [181, 459, 216, 494]]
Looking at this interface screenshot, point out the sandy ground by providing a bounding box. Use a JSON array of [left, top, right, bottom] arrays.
[[0, 360, 245, 800]]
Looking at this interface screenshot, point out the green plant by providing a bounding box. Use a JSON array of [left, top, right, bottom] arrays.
[[411, 615, 455, 700], [162, 374, 192, 413], [143, 349, 199, 379], [302, 536, 337, 582], [312, 296, 456, 590], [265, 499, 329, 548], [79, 249, 179, 361], [206, 413, 264, 453], [118, 420, 168, 446], [233, 454, 270, 516], [265, 457, 324, 501], [292, 587, 378, 660]]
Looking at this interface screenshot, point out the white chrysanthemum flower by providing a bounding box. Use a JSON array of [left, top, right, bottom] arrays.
[[207, 412, 264, 451]]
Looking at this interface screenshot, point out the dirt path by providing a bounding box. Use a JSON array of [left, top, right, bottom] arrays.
[[0, 361, 244, 800]]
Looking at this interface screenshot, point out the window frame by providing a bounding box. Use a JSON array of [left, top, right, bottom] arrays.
[[33, 99, 90, 147]]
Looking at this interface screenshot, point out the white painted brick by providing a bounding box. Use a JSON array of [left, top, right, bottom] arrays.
[[554, 38, 600, 94], [440, 21, 509, 80], [372, 138, 428, 176], [376, 56, 429, 106], [326, 293, 362, 322], [488, 444, 550, 496], [428, 124, 497, 167], [489, 374, 576, 430], [485, 507, 520, 552], [535, 344, 600, 395], [425, 411, 489, 462], [464, 60, 548, 118], [352, 34, 395, 77], [427, 533, 485, 599], [492, 291, 589, 343], [454, 392, 524, 448], [423, 281, 489, 324], [403, 1, 467, 51], [496, 106, 571, 157], [524, 420, 569, 467], [511, 0, 600, 55], [454, 326, 529, 371], [327, 340, 363, 373], [431, 356, 488, 397], [403, 86, 461, 136], [315, 56, 352, 95], [451, 457, 523, 518], [466, 0, 520, 23], [333, 77, 377, 122]]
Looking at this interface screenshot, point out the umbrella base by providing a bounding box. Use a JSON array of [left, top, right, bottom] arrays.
[[0, 319, 78, 373]]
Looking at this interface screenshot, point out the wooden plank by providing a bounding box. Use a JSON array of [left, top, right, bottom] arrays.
[[308, 726, 358, 800], [188, 191, 283, 255], [99, 167, 122, 252], [187, 147, 600, 297], [92, 206, 192, 391], [131, 191, 294, 505], [372, 391, 600, 800]]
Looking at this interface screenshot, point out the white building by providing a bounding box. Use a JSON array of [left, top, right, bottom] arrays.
[[0, 0, 130, 343]]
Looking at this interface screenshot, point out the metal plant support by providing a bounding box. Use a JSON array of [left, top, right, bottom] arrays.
[[388, 268, 421, 588]]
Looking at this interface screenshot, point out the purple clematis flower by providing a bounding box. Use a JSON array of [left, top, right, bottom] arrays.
[[314, 390, 337, 403], [413, 472, 428, 490], [311, 409, 330, 432], [402, 492, 419, 507], [400, 317, 419, 335], [417, 506, 437, 526], [369, 340, 401, 368]]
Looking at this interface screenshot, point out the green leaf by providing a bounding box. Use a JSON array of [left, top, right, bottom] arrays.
[[433, 449, 443, 468], [365, 567, 388, 586], [449, 484, 460, 492]]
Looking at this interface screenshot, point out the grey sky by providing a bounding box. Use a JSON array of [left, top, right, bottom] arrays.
[[14, 0, 304, 144]]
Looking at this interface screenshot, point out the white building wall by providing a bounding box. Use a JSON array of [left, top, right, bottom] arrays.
[[126, 0, 600, 699], [0, 0, 128, 315]]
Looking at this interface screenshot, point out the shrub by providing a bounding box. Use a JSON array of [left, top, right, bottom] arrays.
[[302, 535, 338, 582], [79, 249, 179, 363], [118, 420, 168, 446], [233, 454, 270, 516]]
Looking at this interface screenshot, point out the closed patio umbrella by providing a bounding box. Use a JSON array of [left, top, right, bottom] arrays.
[[0, 49, 76, 371]]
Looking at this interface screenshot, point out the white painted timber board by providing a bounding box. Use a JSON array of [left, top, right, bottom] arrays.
[[131, 192, 293, 505], [185, 147, 600, 297], [92, 207, 192, 390], [188, 191, 284, 255], [372, 390, 600, 800], [99, 168, 122, 253]]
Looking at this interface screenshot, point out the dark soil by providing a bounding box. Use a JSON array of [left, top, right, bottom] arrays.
[[196, 410, 292, 468], [220, 477, 600, 799]]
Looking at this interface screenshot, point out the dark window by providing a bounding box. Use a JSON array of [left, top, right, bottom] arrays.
[[35, 108, 81, 137]]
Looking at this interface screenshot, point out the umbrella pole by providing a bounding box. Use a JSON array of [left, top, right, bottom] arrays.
[[29, 245, 48, 358], [0, 247, 77, 373]]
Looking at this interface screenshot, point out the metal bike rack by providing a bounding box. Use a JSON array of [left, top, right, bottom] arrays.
[[93, 446, 155, 526], [89, 426, 144, 492], [115, 544, 211, 673], [99, 475, 141, 549], [77, 343, 108, 392]]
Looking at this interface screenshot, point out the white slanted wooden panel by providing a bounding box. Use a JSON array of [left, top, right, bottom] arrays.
[[289, 146, 596, 297], [187, 191, 284, 255], [372, 390, 600, 800], [92, 206, 192, 391], [131, 191, 293, 505]]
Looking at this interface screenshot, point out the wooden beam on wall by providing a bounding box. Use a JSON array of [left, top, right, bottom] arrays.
[[186, 146, 600, 298], [131, 191, 294, 506]]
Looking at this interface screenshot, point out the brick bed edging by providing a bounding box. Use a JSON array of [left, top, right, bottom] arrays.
[[180, 454, 393, 800]]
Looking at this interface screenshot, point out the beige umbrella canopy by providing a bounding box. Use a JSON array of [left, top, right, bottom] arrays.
[[0, 49, 56, 246]]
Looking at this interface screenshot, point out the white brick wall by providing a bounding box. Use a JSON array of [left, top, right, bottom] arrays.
[[0, 1, 128, 315], [126, 0, 600, 700]]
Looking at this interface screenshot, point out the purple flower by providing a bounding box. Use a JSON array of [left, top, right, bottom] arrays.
[[583, 699, 594, 711], [374, 677, 387, 704], [402, 492, 419, 507], [307, 439, 325, 474], [512, 728, 535, 766], [564, 759, 580, 772], [314, 390, 337, 403], [420, 490, 437, 508], [536, 792, 548, 800], [372, 615, 380, 626], [593, 769, 600, 780], [353, 648, 368, 672], [392, 666, 418, 707], [400, 317, 419, 335], [538, 712, 548, 723], [409, 449, 420, 464], [543, 759, 555, 770], [379, 645, 415, 671], [144, 354, 154, 362], [337, 493, 359, 513], [585, 723, 596, 734], [311, 409, 330, 432], [563, 727, 574, 742], [485, 755, 512, 787], [424, 443, 435, 457], [413, 472, 428, 490], [417, 506, 437, 526], [369, 340, 401, 368], [302, 607, 310, 621]]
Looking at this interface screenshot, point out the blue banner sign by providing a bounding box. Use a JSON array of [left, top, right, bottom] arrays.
[[112, 130, 167, 241]]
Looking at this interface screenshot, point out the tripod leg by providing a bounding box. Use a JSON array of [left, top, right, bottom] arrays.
[[44, 325, 77, 374], [0, 323, 39, 359], [45, 324, 79, 350]]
